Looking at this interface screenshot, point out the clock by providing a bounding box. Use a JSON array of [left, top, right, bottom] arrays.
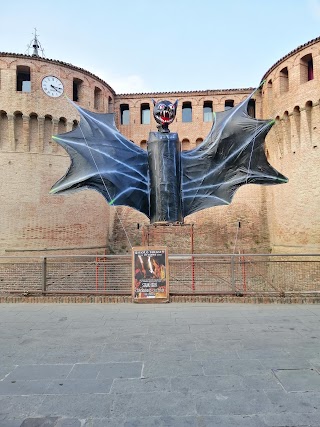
[[41, 76, 64, 98]]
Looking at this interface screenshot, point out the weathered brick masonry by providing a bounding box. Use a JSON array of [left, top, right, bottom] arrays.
[[0, 37, 319, 257]]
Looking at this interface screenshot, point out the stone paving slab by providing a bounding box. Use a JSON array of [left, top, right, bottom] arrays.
[[0, 303, 320, 426], [273, 368, 320, 392]]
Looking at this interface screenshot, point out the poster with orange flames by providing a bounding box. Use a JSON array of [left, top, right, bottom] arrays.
[[132, 247, 169, 302]]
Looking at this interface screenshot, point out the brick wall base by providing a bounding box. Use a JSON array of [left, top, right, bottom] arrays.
[[0, 294, 319, 304]]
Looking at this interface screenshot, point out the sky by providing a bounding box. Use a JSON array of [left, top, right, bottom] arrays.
[[1, 0, 320, 94]]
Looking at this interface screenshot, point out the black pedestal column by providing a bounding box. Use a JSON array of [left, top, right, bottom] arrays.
[[147, 131, 183, 224]]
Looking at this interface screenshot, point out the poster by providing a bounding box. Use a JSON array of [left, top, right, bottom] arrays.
[[132, 247, 169, 302]]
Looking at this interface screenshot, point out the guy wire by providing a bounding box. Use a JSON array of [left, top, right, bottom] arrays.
[[65, 95, 133, 249], [245, 102, 259, 185], [233, 220, 241, 254], [245, 81, 266, 184]]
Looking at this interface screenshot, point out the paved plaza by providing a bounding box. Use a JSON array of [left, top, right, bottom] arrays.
[[0, 302, 320, 426]]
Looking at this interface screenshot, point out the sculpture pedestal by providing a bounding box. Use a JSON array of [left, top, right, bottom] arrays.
[[147, 132, 182, 224]]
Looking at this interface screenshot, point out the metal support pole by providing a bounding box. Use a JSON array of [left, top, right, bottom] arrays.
[[42, 257, 47, 294], [104, 257, 107, 291], [96, 257, 99, 291], [191, 224, 195, 292], [231, 254, 235, 293], [242, 252, 247, 293]]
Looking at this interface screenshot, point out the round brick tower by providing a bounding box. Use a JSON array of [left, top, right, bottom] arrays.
[[0, 52, 116, 255], [260, 37, 320, 253]]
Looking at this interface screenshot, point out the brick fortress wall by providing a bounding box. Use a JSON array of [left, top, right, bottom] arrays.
[[1, 36, 319, 257]]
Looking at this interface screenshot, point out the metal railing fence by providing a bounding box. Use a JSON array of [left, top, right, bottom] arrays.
[[0, 254, 319, 296]]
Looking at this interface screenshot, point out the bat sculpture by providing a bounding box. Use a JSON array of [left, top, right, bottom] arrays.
[[50, 90, 288, 223]]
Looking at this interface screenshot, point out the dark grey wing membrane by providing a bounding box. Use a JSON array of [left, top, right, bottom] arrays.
[[50, 105, 150, 217], [181, 92, 288, 217]]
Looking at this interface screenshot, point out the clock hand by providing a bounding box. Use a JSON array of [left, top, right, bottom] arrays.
[[50, 84, 62, 92]]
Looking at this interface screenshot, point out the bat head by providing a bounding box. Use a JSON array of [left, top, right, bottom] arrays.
[[152, 99, 178, 128]]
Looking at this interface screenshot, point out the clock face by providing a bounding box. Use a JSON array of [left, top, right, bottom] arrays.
[[42, 76, 64, 98]]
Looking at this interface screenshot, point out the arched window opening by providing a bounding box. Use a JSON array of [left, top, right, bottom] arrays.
[[283, 110, 291, 150], [108, 96, 113, 113], [181, 138, 190, 151], [29, 113, 38, 152], [224, 99, 234, 110], [73, 78, 83, 102], [267, 80, 273, 112], [293, 106, 301, 144], [203, 101, 213, 122], [182, 102, 192, 122], [267, 79, 273, 100], [58, 117, 67, 134], [196, 138, 203, 146], [94, 87, 102, 110], [72, 120, 78, 130], [140, 140, 147, 150], [307, 56, 313, 81], [305, 101, 313, 137], [279, 67, 289, 93], [141, 103, 150, 124], [274, 115, 283, 157], [120, 104, 130, 125], [0, 111, 8, 150], [43, 115, 53, 153], [305, 100, 313, 111], [14, 112, 23, 150], [248, 99, 256, 118], [300, 54, 314, 83], [17, 65, 31, 92]]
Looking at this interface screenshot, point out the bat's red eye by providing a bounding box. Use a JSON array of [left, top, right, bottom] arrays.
[[158, 104, 164, 109]]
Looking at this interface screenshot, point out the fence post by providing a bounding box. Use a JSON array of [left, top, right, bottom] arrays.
[[231, 255, 235, 293], [42, 257, 47, 294], [191, 225, 195, 292]]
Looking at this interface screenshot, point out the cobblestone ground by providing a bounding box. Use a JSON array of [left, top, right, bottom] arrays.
[[0, 303, 320, 427]]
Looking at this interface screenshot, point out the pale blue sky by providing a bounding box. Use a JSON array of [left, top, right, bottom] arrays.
[[1, 0, 320, 93]]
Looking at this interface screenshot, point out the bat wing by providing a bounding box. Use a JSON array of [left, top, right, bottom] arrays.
[[50, 105, 150, 217], [181, 91, 288, 217]]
